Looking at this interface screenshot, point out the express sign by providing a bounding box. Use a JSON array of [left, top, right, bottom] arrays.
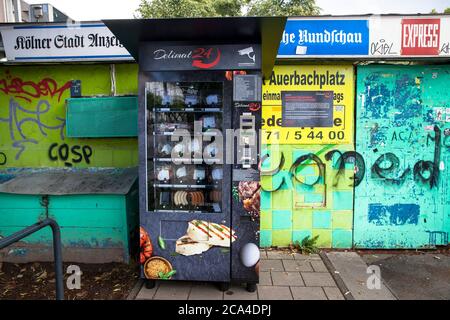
[[401, 19, 440, 55]]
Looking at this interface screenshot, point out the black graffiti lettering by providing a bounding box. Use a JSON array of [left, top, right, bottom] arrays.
[[325, 150, 366, 187], [82, 146, 93, 164], [58, 144, 69, 161], [0, 152, 6, 165], [370, 39, 396, 55], [371, 152, 411, 185], [48, 143, 93, 167], [48, 143, 59, 161], [391, 130, 413, 142], [290, 153, 325, 186], [413, 160, 435, 186], [440, 42, 450, 54], [424, 125, 441, 188], [71, 145, 83, 163]]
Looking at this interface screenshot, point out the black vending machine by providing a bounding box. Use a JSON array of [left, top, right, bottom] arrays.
[[104, 17, 286, 291]]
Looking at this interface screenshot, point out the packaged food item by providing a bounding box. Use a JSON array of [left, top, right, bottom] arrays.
[[159, 191, 171, 207], [156, 165, 172, 182], [211, 168, 223, 181], [174, 191, 189, 206], [206, 94, 219, 106], [157, 143, 172, 157], [189, 191, 204, 206], [175, 166, 188, 179], [201, 115, 216, 129], [209, 190, 221, 203], [173, 142, 190, 158], [193, 167, 206, 181]]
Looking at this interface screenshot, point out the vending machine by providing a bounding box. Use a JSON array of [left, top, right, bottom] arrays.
[[104, 17, 286, 292]]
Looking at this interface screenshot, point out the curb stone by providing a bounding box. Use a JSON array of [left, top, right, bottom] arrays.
[[319, 252, 355, 300]]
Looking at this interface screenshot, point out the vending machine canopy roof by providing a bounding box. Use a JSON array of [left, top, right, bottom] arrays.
[[103, 17, 286, 78]]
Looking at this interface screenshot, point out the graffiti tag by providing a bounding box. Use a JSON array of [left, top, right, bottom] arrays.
[[0, 98, 66, 160], [0, 73, 71, 103], [48, 143, 93, 167], [0, 151, 6, 165]]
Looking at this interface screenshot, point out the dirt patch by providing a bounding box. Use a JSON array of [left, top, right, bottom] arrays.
[[0, 261, 139, 300]]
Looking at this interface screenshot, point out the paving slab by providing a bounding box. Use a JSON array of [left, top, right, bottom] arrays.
[[260, 249, 268, 260], [135, 283, 159, 300], [294, 253, 321, 260], [271, 271, 304, 286], [310, 260, 328, 272], [282, 259, 314, 272], [291, 287, 327, 300], [224, 285, 258, 300], [260, 259, 284, 271], [301, 272, 337, 287], [323, 287, 345, 300], [360, 253, 450, 300], [259, 271, 272, 285], [154, 281, 192, 300], [267, 251, 295, 260], [326, 252, 396, 300], [134, 249, 342, 300], [257, 285, 293, 300], [188, 283, 224, 300]]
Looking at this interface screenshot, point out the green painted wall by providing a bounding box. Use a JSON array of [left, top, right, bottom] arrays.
[[354, 65, 450, 248], [0, 63, 140, 262], [0, 63, 138, 168]]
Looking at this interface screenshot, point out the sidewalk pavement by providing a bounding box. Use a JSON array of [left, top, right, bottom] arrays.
[[360, 252, 450, 300], [325, 252, 397, 300], [135, 249, 345, 300]]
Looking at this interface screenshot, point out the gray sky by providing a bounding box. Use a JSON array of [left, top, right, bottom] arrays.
[[27, 0, 450, 21]]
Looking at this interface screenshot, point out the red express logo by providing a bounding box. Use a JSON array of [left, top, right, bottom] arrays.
[[401, 18, 440, 55]]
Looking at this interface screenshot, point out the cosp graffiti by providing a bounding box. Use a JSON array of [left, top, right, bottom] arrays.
[[48, 143, 93, 167]]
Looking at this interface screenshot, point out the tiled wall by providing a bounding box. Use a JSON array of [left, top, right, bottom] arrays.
[[259, 144, 355, 248]]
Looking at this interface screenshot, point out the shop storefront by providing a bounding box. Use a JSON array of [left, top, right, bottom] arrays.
[[261, 15, 450, 249]]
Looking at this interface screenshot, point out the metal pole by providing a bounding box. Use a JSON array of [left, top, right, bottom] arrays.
[[0, 218, 64, 300]]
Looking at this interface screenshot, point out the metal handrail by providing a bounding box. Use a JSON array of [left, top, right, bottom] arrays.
[[0, 218, 64, 300]]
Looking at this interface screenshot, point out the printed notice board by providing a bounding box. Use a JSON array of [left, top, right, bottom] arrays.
[[262, 65, 354, 144], [282, 91, 334, 127]]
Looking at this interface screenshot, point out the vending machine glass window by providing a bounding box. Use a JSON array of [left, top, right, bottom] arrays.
[[146, 81, 224, 214]]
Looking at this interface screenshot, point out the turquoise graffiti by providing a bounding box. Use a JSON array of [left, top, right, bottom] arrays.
[[354, 65, 450, 248]]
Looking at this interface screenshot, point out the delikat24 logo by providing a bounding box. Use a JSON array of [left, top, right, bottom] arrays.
[[401, 18, 440, 55], [191, 47, 221, 69]]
